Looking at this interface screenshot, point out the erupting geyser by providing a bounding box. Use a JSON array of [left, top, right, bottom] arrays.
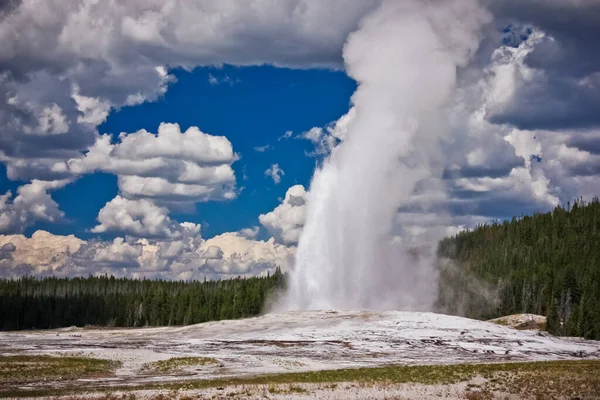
[[278, 0, 491, 311]]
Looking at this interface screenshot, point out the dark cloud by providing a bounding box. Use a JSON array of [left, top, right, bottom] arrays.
[[485, 0, 600, 130], [0, 262, 35, 277], [567, 134, 600, 155], [0, 242, 15, 260], [569, 164, 600, 177], [489, 0, 600, 77], [443, 164, 516, 180], [448, 192, 554, 220], [487, 74, 600, 130], [0, 0, 21, 18]]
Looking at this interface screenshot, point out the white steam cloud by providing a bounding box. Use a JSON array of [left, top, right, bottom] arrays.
[[278, 0, 491, 311]]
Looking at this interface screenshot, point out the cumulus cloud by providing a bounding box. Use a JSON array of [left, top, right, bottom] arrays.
[[392, 212, 491, 247], [299, 107, 355, 155], [92, 195, 201, 239], [238, 226, 260, 240], [0, 0, 379, 185], [1, 0, 600, 283], [73, 238, 143, 273], [20, 103, 70, 136], [481, 1, 600, 130], [65, 122, 238, 205], [0, 1, 382, 254], [0, 70, 101, 182], [401, 2, 600, 229], [0, 228, 294, 280], [435, 27, 591, 220], [198, 232, 294, 276], [0, 243, 16, 261], [1, 0, 379, 76], [71, 84, 112, 126], [0, 180, 70, 233], [264, 164, 285, 184], [259, 185, 306, 245], [0, 231, 84, 276]]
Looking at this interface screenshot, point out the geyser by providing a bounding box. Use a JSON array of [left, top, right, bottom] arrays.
[[278, 0, 491, 311]]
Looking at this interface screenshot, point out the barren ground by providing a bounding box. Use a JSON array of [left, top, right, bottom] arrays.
[[1, 310, 599, 399]]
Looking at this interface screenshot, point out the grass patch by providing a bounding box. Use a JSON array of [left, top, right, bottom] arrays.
[[267, 384, 308, 394], [289, 385, 309, 393], [2, 360, 599, 398], [473, 360, 600, 398], [128, 360, 600, 398], [142, 357, 218, 373], [0, 355, 119, 385]]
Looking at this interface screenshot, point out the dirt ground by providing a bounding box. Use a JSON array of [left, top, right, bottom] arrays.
[[2, 311, 599, 399]]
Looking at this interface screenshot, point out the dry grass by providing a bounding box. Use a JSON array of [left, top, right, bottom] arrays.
[[2, 359, 599, 399], [144, 360, 600, 399], [473, 360, 600, 399], [462, 390, 494, 400], [141, 357, 218, 373], [0, 355, 119, 385]]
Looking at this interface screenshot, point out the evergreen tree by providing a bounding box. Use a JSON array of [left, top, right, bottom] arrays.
[[0, 272, 286, 331], [437, 198, 600, 339]]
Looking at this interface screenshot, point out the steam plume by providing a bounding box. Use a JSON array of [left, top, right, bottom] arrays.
[[278, 0, 491, 311]]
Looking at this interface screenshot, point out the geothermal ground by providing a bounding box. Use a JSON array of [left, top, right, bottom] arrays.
[[1, 311, 600, 399]]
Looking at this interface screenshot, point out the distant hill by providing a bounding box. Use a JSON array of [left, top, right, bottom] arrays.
[[436, 199, 600, 340]]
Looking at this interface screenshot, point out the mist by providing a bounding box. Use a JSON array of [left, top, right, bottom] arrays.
[[277, 0, 491, 311]]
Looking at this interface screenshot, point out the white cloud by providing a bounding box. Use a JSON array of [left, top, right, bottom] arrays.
[[259, 185, 306, 245], [199, 232, 294, 276], [278, 130, 293, 141], [238, 226, 260, 240], [92, 195, 201, 239], [300, 127, 334, 155], [66, 122, 238, 205], [208, 73, 239, 86], [11, 98, 70, 136], [483, 30, 546, 122], [72, 84, 112, 126], [412, 29, 579, 223], [1, 0, 600, 283], [0, 231, 84, 276], [454, 167, 558, 207], [254, 144, 272, 152], [299, 107, 356, 155], [0, 0, 379, 181], [393, 212, 490, 246], [113, 123, 236, 165], [82, 237, 142, 266], [31, 103, 70, 135], [0, 228, 294, 281], [0, 180, 70, 233], [118, 175, 237, 203], [265, 163, 285, 184], [2, 1, 379, 76], [208, 74, 219, 85]]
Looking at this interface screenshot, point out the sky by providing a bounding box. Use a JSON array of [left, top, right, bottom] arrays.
[[0, 0, 599, 281]]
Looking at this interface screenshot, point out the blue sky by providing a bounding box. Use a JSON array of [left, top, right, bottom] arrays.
[[17, 66, 355, 240], [0, 0, 598, 280]]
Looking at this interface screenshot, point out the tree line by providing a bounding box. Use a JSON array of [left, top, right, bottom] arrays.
[[0, 268, 285, 330], [436, 198, 600, 340], [2, 200, 599, 340]]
